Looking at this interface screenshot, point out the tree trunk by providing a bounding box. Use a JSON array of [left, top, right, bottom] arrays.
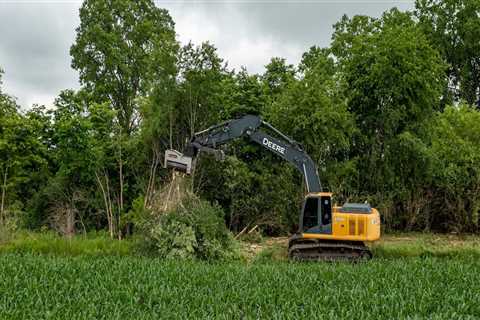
[[169, 111, 173, 149], [95, 171, 115, 239], [0, 167, 7, 225], [117, 197, 122, 241], [144, 146, 160, 209], [66, 206, 75, 239], [144, 154, 155, 209], [105, 172, 115, 238], [118, 133, 124, 240], [119, 134, 124, 213]]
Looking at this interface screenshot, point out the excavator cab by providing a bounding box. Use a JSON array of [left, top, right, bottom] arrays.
[[301, 194, 332, 234]]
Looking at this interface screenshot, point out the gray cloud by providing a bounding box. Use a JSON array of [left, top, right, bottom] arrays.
[[0, 0, 414, 109], [231, 1, 414, 47], [0, 2, 80, 108], [165, 0, 414, 73]]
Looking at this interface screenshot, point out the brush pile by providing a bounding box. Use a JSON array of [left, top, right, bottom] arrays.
[[143, 173, 238, 260]]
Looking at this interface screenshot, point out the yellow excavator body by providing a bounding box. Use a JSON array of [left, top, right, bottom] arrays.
[[288, 192, 380, 260], [303, 207, 380, 242], [301, 192, 380, 242]]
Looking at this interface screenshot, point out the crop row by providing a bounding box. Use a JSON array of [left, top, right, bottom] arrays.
[[0, 254, 479, 319]]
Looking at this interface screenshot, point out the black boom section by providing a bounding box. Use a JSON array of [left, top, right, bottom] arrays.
[[188, 115, 322, 193], [189, 115, 262, 153], [248, 131, 321, 193]]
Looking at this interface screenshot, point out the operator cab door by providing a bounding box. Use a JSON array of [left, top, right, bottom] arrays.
[[301, 196, 332, 234]]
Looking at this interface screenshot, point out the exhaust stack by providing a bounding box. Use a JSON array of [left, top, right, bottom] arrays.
[[164, 149, 193, 174]]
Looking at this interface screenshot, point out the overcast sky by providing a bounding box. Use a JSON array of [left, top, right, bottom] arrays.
[[0, 0, 414, 109]]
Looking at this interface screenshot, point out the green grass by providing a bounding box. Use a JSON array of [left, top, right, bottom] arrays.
[[252, 242, 287, 263], [1, 233, 480, 318], [0, 253, 479, 319], [372, 232, 480, 259], [3, 231, 479, 260], [0, 232, 135, 256], [245, 233, 480, 263]]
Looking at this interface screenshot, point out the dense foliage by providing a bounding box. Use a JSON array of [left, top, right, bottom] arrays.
[[143, 195, 238, 261], [1, 0, 480, 240], [1, 253, 479, 319], [416, 0, 480, 107]]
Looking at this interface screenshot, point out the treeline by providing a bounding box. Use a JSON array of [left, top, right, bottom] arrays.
[[1, 0, 479, 237]]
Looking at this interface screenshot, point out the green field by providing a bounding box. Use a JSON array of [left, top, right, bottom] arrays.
[[1, 252, 479, 319]]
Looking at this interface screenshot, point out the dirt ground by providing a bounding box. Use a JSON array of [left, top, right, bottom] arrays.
[[241, 236, 288, 257]]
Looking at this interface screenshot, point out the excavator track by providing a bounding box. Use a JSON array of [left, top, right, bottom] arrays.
[[288, 237, 372, 262]]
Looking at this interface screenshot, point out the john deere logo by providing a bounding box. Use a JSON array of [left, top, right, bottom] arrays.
[[262, 138, 285, 155]]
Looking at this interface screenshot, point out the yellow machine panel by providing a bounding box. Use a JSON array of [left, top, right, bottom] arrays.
[[302, 207, 381, 242]]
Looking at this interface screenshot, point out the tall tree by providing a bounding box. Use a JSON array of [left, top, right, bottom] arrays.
[[267, 47, 357, 196], [426, 105, 480, 231], [0, 69, 50, 225], [332, 9, 445, 192], [231, 68, 265, 116], [158, 41, 229, 149], [70, 0, 178, 134], [0, 68, 16, 116], [262, 57, 295, 101], [43, 90, 120, 236], [0, 70, 19, 223], [177, 42, 227, 136], [415, 0, 480, 107]]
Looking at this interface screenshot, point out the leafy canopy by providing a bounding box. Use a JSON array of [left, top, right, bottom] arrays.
[[70, 0, 178, 134]]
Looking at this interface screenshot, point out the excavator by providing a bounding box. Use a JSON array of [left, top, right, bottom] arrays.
[[164, 115, 380, 260]]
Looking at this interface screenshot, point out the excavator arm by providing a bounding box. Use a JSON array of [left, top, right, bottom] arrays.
[[164, 115, 322, 193]]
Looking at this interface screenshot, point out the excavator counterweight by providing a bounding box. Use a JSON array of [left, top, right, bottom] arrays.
[[164, 115, 381, 261]]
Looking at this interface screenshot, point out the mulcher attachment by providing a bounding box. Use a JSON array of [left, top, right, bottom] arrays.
[[164, 146, 226, 175], [164, 149, 193, 174]]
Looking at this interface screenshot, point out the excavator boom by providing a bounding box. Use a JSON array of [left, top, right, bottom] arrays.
[[164, 115, 321, 192]]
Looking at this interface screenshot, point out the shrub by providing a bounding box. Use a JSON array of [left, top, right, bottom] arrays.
[[143, 196, 239, 261], [0, 214, 20, 244], [0, 224, 13, 244], [149, 217, 197, 259]]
